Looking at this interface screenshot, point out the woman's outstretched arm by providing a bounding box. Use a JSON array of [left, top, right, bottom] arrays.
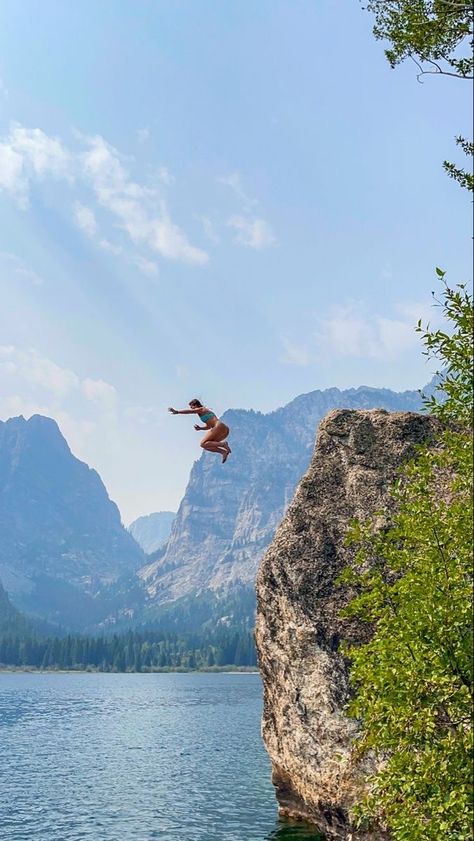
[[168, 407, 203, 415]]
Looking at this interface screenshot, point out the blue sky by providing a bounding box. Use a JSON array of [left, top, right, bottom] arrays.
[[0, 0, 471, 522]]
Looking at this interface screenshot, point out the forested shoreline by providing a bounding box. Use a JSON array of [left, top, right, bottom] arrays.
[[0, 628, 258, 672]]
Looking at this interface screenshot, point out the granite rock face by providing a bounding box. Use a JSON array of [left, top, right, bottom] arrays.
[[255, 409, 438, 840], [128, 511, 175, 554]]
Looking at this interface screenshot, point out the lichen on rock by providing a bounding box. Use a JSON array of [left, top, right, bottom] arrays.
[[255, 409, 438, 840]]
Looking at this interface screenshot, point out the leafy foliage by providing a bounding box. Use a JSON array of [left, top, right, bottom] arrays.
[[443, 137, 474, 192], [363, 3, 474, 193], [341, 279, 473, 839], [364, 0, 473, 79]]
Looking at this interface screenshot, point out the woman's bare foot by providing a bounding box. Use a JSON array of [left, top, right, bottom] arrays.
[[222, 447, 231, 463]]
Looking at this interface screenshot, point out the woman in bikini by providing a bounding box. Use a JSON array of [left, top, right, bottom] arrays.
[[168, 399, 231, 463]]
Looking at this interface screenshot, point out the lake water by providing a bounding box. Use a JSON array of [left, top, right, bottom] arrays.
[[0, 672, 323, 841]]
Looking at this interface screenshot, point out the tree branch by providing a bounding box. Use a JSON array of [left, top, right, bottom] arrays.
[[409, 53, 473, 81]]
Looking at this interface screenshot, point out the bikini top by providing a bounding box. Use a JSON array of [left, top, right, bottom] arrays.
[[199, 410, 216, 423]]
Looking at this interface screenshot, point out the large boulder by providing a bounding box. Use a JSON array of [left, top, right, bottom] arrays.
[[255, 409, 438, 840]]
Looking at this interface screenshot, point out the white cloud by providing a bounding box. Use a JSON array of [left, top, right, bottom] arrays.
[[99, 238, 122, 255], [0, 348, 124, 461], [81, 377, 117, 411], [133, 255, 159, 277], [12, 125, 70, 178], [81, 134, 208, 265], [0, 123, 208, 268], [0, 348, 121, 409], [0, 123, 71, 207], [219, 172, 258, 211], [0, 144, 25, 204], [148, 203, 208, 263], [73, 202, 122, 255], [227, 215, 276, 250], [219, 171, 277, 250], [0, 347, 79, 395], [316, 302, 426, 361], [74, 202, 98, 237], [0, 252, 44, 286]]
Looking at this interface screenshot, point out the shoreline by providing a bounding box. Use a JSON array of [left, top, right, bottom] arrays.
[[0, 666, 259, 675]]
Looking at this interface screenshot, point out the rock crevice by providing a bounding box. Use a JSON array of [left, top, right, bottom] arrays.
[[256, 409, 438, 840]]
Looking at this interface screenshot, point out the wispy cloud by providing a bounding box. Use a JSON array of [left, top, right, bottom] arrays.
[[227, 215, 276, 250], [81, 134, 208, 265], [219, 172, 258, 211], [0, 252, 44, 286], [0, 123, 71, 208], [81, 377, 117, 411], [0, 346, 122, 457], [73, 200, 122, 254], [0, 122, 208, 268], [0, 347, 120, 412], [133, 255, 159, 277], [219, 171, 277, 249], [0, 346, 80, 395], [315, 301, 432, 361], [74, 202, 98, 237], [0, 122, 277, 269]]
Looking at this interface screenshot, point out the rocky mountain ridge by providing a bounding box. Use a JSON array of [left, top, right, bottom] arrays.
[[0, 414, 145, 628]]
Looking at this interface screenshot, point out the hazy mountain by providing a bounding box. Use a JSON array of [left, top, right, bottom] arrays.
[[0, 415, 145, 628], [128, 511, 175, 554], [0, 579, 25, 633], [136, 384, 424, 628]]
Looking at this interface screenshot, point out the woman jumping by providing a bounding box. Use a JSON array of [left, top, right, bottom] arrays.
[[168, 399, 231, 463]]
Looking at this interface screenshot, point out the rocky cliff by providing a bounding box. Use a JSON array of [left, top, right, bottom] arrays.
[[128, 511, 175, 554], [140, 386, 423, 616], [0, 415, 145, 627], [255, 409, 438, 840]]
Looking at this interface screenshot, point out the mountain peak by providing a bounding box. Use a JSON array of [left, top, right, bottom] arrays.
[[0, 413, 145, 629]]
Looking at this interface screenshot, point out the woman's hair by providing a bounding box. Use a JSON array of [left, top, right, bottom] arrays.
[[189, 398, 203, 408]]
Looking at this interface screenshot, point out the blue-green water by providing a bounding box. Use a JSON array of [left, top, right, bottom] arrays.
[[0, 673, 323, 841]]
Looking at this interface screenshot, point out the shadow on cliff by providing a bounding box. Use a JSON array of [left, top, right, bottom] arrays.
[[266, 820, 325, 840]]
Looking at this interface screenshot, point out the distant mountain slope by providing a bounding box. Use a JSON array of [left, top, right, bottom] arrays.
[[0, 415, 145, 627], [0, 579, 26, 633], [128, 511, 175, 554], [139, 385, 424, 618]]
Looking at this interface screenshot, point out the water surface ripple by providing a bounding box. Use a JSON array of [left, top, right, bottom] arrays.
[[0, 673, 323, 841]]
